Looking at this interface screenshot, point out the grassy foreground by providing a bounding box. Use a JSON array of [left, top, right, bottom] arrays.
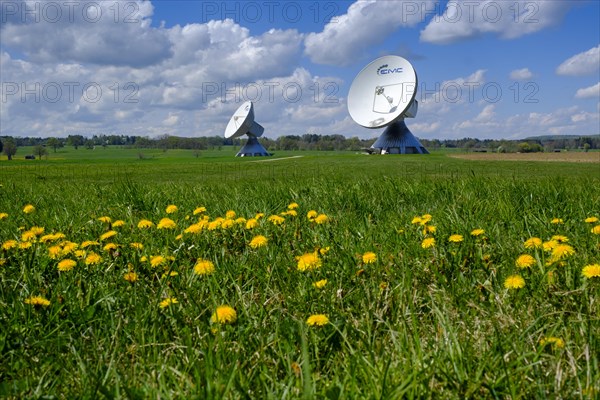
[[0, 149, 599, 399]]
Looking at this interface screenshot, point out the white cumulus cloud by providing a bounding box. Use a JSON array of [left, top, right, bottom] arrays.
[[510, 68, 533, 80], [575, 82, 600, 99], [305, 0, 434, 66], [1, 0, 172, 67], [556, 45, 600, 76], [420, 0, 574, 44]]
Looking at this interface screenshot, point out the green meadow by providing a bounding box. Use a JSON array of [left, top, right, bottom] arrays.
[[0, 147, 599, 398]]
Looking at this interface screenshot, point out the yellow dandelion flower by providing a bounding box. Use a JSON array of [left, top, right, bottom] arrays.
[[40, 234, 57, 243], [2, 240, 18, 251], [24, 295, 50, 307], [306, 314, 329, 327], [551, 218, 563, 224], [103, 243, 118, 252], [57, 259, 76, 272], [245, 218, 258, 229], [255, 212, 265, 220], [421, 237, 435, 249], [297, 252, 322, 272], [319, 246, 330, 256], [313, 279, 328, 289], [448, 234, 464, 243], [150, 255, 167, 268], [193, 206, 207, 215], [81, 240, 99, 249], [211, 305, 237, 324], [19, 241, 32, 250], [61, 241, 77, 255], [539, 337, 565, 349], [550, 244, 575, 261], [551, 235, 569, 243], [100, 230, 117, 241], [184, 223, 203, 234], [411, 216, 422, 225], [584, 216, 598, 223], [130, 242, 143, 250], [504, 275, 525, 289], [516, 254, 536, 268], [166, 205, 178, 214], [123, 271, 138, 283], [582, 264, 600, 279], [48, 245, 62, 259], [74, 250, 86, 259], [194, 259, 215, 275], [542, 240, 558, 252], [61, 241, 79, 256], [221, 219, 234, 229], [22, 204, 35, 214], [524, 237, 542, 249], [159, 297, 178, 308], [249, 235, 268, 249], [140, 256, 148, 262], [470, 228, 485, 236], [112, 220, 125, 228], [137, 219, 155, 229], [207, 220, 221, 230], [307, 210, 318, 221], [234, 217, 247, 225], [285, 210, 298, 217], [423, 225, 437, 235], [0, 258, 5, 266], [591, 225, 600, 235], [362, 252, 377, 264], [28, 226, 44, 236], [268, 215, 285, 225], [288, 202, 299, 210], [225, 210, 236, 219], [85, 252, 102, 265], [420, 214, 432, 225], [21, 230, 37, 242], [314, 214, 329, 224], [98, 216, 111, 223], [0, 212, 8, 220], [157, 218, 176, 230]]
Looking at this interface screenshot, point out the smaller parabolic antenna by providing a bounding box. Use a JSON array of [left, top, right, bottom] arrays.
[[348, 55, 428, 154], [224, 101, 270, 157]]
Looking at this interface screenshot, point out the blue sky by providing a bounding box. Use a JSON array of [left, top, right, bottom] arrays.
[[1, 0, 598, 140]]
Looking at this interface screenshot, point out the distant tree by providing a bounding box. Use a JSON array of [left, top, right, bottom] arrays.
[[517, 142, 531, 153], [3, 137, 17, 160], [33, 144, 48, 159], [85, 139, 94, 149], [67, 135, 85, 149], [47, 137, 61, 153], [583, 143, 591, 152], [0, 138, 3, 153]]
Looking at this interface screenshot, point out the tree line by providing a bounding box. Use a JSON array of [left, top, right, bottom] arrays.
[[1, 133, 598, 159]]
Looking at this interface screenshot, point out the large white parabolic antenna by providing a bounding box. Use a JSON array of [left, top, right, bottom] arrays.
[[348, 55, 428, 154], [224, 101, 270, 157]]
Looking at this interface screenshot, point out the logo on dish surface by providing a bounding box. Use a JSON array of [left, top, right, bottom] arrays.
[[377, 64, 403, 75]]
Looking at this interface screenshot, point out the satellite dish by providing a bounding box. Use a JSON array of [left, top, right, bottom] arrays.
[[224, 101, 270, 157], [348, 55, 428, 154]]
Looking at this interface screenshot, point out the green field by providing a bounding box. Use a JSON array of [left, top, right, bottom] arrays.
[[1, 148, 599, 398]]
